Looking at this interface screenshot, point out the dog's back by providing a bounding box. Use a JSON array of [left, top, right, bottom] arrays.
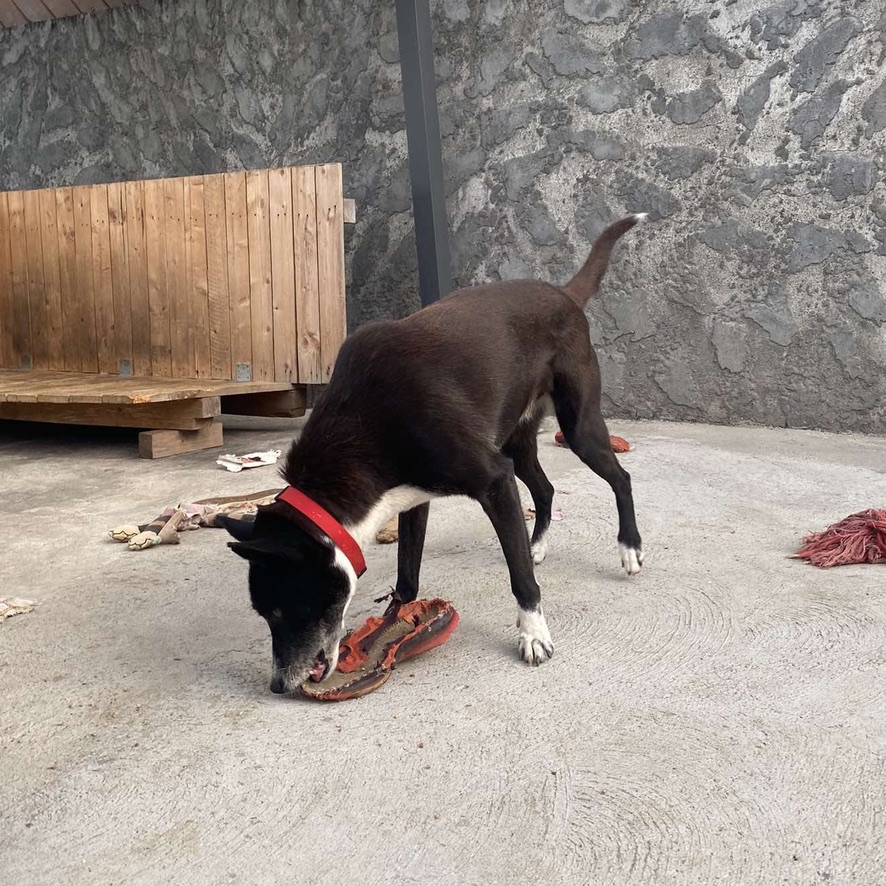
[[291, 215, 644, 494], [323, 214, 645, 438]]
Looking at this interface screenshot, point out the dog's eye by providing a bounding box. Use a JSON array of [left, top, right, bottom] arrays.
[[271, 608, 283, 619]]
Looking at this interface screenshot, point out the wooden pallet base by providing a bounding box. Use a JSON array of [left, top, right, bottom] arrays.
[[0, 370, 295, 405], [0, 371, 308, 458], [0, 397, 221, 430], [221, 388, 307, 417], [138, 419, 225, 459]]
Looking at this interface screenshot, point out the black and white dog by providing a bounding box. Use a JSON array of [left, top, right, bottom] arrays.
[[223, 215, 645, 694]]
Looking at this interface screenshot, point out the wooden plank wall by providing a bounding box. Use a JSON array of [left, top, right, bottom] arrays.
[[0, 165, 346, 384]]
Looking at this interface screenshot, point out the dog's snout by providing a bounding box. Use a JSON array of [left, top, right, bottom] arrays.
[[269, 672, 285, 694]]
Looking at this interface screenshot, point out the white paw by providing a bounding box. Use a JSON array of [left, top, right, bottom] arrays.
[[531, 534, 548, 565], [517, 607, 554, 666], [619, 543, 643, 576]]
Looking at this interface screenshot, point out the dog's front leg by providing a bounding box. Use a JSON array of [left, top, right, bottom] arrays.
[[478, 464, 554, 666], [394, 503, 430, 604]]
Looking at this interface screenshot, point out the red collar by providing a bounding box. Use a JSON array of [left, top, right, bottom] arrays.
[[276, 487, 367, 577]]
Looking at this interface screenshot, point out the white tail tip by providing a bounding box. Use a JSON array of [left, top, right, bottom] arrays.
[[632, 212, 649, 223]]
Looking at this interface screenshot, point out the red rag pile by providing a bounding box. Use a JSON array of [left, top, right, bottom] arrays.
[[792, 509, 886, 568]]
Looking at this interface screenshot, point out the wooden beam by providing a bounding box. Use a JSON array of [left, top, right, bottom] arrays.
[[204, 174, 232, 380], [186, 177, 211, 378], [138, 418, 224, 459], [0, 193, 15, 368], [268, 167, 297, 383], [6, 190, 32, 369], [225, 171, 251, 380], [221, 387, 306, 418], [315, 164, 346, 381], [107, 182, 133, 374], [0, 396, 220, 429], [72, 1, 108, 13], [0, 369, 295, 405], [97, 378, 292, 405], [56, 188, 81, 372], [163, 176, 192, 378], [38, 189, 64, 370], [22, 189, 46, 367], [143, 177, 172, 377], [292, 166, 322, 384], [123, 180, 151, 376], [42, 1, 81, 17], [72, 186, 99, 372], [0, 1, 28, 27], [11, 0, 52, 24], [246, 169, 274, 382], [90, 184, 116, 374]]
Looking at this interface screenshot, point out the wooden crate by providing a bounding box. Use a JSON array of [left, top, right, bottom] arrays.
[[0, 164, 352, 457], [0, 369, 309, 457]]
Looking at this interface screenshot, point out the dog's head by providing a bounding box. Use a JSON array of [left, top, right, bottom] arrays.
[[222, 509, 356, 694]]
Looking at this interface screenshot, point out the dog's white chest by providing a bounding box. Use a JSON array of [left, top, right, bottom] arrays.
[[345, 486, 437, 550]]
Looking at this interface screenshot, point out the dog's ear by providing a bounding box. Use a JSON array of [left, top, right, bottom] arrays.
[[228, 540, 267, 562], [217, 513, 256, 542], [227, 535, 301, 563]]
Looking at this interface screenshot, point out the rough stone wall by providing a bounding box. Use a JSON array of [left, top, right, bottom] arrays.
[[1, 0, 884, 433], [430, 0, 886, 433]]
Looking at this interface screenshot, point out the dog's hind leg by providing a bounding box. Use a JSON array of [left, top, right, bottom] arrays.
[[554, 376, 643, 575], [394, 503, 430, 604], [505, 426, 555, 565], [476, 457, 554, 666]]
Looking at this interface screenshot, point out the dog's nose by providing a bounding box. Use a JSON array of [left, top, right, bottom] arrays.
[[269, 673, 285, 694]]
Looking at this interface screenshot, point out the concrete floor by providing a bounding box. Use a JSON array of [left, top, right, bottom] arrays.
[[1, 416, 884, 885]]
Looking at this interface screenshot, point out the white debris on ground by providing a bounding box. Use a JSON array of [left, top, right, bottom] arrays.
[[215, 449, 282, 473], [0, 596, 37, 621]]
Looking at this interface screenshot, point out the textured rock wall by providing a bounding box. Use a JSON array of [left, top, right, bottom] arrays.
[[1, 0, 884, 432]]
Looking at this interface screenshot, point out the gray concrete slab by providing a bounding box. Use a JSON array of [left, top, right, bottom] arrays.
[[1, 417, 884, 885]]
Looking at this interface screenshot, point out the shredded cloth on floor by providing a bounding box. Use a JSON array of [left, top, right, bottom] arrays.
[[108, 489, 281, 551], [792, 509, 886, 568], [109, 489, 402, 550]]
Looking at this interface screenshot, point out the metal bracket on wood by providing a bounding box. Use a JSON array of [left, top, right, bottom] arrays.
[[235, 363, 253, 382], [395, 0, 452, 306], [119, 359, 133, 377]]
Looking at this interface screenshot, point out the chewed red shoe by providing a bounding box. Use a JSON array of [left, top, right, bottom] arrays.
[[300, 598, 459, 701]]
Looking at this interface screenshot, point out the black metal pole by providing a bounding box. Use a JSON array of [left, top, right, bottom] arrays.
[[394, 0, 452, 305]]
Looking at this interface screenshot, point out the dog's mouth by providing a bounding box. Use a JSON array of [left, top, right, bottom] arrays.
[[308, 648, 330, 683]]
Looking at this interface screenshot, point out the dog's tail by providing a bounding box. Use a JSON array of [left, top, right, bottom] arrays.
[[562, 213, 646, 307]]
